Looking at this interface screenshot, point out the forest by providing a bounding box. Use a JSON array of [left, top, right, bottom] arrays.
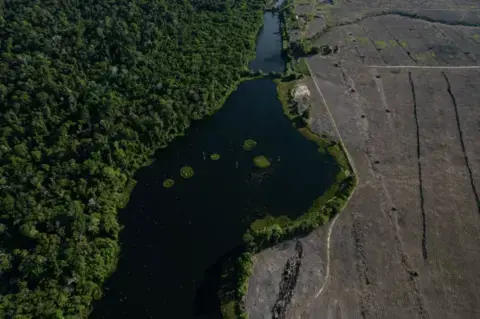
[[0, 0, 265, 317]]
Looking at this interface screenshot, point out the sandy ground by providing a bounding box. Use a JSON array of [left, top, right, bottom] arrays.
[[246, 2, 480, 318]]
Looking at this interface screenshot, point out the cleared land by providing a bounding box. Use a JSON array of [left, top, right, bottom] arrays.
[[246, 1, 480, 318]]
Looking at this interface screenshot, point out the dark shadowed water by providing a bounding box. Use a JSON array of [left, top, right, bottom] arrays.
[[92, 10, 338, 319], [249, 11, 284, 73]]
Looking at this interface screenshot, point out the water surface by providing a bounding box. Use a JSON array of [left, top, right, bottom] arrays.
[[92, 10, 338, 319], [249, 11, 285, 73]]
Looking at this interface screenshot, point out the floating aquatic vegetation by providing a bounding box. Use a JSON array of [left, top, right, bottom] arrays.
[[253, 155, 271, 168], [162, 179, 175, 188], [180, 166, 195, 178], [243, 139, 257, 151], [210, 153, 220, 160]]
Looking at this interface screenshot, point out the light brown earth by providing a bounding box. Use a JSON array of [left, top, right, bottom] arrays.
[[246, 1, 480, 318]]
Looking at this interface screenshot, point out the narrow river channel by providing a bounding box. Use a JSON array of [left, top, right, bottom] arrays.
[[92, 9, 338, 319]]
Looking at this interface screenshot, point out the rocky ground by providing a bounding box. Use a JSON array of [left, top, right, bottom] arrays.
[[246, 1, 480, 318]]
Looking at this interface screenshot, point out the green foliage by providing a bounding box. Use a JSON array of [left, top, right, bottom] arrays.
[[250, 215, 292, 232], [253, 155, 271, 168], [221, 301, 236, 319], [279, 0, 295, 74], [293, 58, 310, 76], [275, 79, 299, 121], [180, 166, 195, 178], [243, 139, 258, 151], [0, 0, 265, 316], [162, 179, 175, 188], [210, 153, 221, 160]]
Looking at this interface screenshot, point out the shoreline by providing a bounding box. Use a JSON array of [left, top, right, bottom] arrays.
[[220, 4, 358, 316]]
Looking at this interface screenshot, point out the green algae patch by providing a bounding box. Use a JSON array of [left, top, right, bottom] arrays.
[[400, 40, 408, 48], [162, 179, 175, 188], [356, 37, 370, 45], [253, 155, 271, 168], [243, 139, 258, 151], [374, 40, 388, 49], [210, 153, 221, 160], [388, 40, 398, 47], [180, 166, 195, 178], [413, 51, 436, 62]]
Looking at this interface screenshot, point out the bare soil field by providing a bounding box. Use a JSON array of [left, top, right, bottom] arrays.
[[338, 0, 480, 11], [246, 1, 480, 318]]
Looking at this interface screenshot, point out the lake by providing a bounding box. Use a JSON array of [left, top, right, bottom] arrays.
[[91, 9, 338, 319]]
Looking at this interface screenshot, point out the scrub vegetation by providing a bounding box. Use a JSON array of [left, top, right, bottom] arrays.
[[0, 0, 266, 317]]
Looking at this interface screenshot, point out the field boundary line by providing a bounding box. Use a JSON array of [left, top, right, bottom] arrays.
[[442, 72, 480, 213], [408, 72, 428, 260], [305, 61, 359, 300], [325, 7, 480, 12], [363, 65, 480, 69]]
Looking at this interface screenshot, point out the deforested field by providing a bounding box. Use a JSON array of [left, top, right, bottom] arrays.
[[246, 1, 480, 318]]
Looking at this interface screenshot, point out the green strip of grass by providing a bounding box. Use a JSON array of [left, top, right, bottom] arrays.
[[293, 58, 310, 76]]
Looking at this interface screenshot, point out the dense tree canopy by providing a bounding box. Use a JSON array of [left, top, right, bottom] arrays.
[[0, 0, 264, 317]]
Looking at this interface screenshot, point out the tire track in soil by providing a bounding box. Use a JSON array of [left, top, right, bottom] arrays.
[[301, 62, 360, 318], [464, 29, 480, 45], [413, 27, 451, 65], [333, 70, 373, 319], [408, 71, 428, 261], [313, 213, 341, 299], [431, 25, 478, 63], [442, 72, 480, 213], [341, 67, 429, 319], [380, 21, 418, 64], [351, 218, 371, 319], [335, 299, 342, 319], [271, 241, 303, 319], [343, 28, 365, 64], [306, 62, 429, 318], [364, 65, 480, 69], [454, 29, 480, 61], [308, 12, 480, 49], [360, 26, 389, 65]]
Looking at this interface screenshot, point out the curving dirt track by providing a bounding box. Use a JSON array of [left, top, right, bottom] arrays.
[[246, 1, 480, 318]]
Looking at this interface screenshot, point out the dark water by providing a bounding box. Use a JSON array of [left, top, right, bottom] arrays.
[[249, 11, 285, 73], [92, 10, 338, 319], [274, 0, 286, 8]]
